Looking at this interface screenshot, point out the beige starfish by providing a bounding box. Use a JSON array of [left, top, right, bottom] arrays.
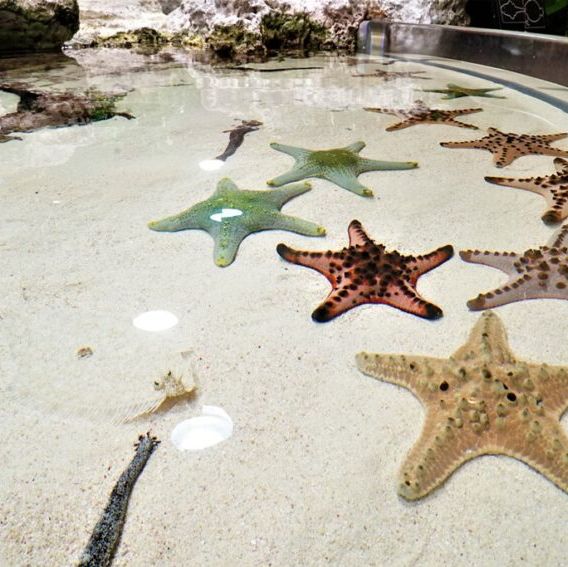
[[363, 100, 482, 132], [441, 127, 568, 167], [485, 158, 568, 225], [356, 311, 568, 500]]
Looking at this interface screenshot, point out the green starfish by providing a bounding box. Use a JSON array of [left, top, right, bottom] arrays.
[[421, 83, 505, 100], [267, 141, 418, 198], [148, 178, 326, 267]]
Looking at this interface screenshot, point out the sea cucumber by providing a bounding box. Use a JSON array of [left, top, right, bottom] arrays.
[[215, 119, 262, 161], [78, 433, 160, 567]]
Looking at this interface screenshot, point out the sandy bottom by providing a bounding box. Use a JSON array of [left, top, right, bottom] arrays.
[[1, 49, 568, 566]]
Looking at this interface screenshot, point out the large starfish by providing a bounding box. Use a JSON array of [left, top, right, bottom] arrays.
[[356, 311, 568, 500], [363, 100, 482, 132], [440, 127, 568, 167], [148, 178, 325, 267], [421, 83, 505, 99], [352, 69, 430, 81], [485, 158, 568, 225], [276, 219, 453, 322], [460, 224, 568, 310], [267, 141, 418, 198]]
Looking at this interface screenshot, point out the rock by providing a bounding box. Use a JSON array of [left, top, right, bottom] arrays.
[[0, 0, 80, 54], [157, 0, 181, 14]]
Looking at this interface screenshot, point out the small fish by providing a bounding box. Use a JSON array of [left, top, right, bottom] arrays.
[[215, 119, 262, 161]]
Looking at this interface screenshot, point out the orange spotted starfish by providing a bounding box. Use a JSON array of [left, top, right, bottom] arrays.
[[485, 158, 568, 225], [441, 127, 568, 167], [460, 224, 568, 311], [276, 220, 453, 322], [363, 100, 482, 131], [356, 311, 568, 500]]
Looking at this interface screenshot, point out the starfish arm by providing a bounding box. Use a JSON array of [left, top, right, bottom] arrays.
[[267, 164, 318, 187], [446, 118, 480, 130], [384, 119, 415, 132], [323, 169, 373, 197], [406, 244, 454, 282], [554, 157, 568, 174], [440, 139, 480, 151], [396, 409, 487, 500], [276, 243, 334, 275], [269, 213, 326, 237], [147, 207, 205, 232], [451, 311, 516, 365], [362, 107, 395, 117], [550, 224, 568, 248], [498, 417, 568, 495], [261, 181, 313, 208], [385, 279, 445, 319], [538, 132, 568, 142], [356, 351, 448, 399], [460, 249, 520, 274], [347, 220, 374, 246], [213, 177, 240, 197], [343, 141, 366, 153], [210, 223, 249, 267], [464, 274, 531, 311], [311, 288, 368, 322], [269, 142, 311, 160], [356, 157, 418, 173]]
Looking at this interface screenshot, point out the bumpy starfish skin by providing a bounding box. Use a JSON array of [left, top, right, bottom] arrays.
[[276, 220, 453, 322], [422, 83, 505, 99], [148, 178, 325, 267], [363, 100, 482, 131], [267, 141, 418, 197], [441, 128, 568, 167], [356, 311, 568, 500], [485, 158, 568, 224], [353, 70, 430, 81], [460, 225, 568, 310]]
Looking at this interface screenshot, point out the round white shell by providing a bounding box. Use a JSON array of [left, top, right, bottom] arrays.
[[171, 406, 234, 451]]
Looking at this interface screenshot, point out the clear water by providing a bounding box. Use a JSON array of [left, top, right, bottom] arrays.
[[1, 49, 568, 565]]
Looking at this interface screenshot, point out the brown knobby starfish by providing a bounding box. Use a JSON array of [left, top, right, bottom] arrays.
[[441, 127, 568, 167], [352, 69, 429, 81], [485, 158, 568, 225], [276, 219, 453, 322], [460, 224, 568, 310], [363, 100, 482, 132], [356, 311, 568, 500]]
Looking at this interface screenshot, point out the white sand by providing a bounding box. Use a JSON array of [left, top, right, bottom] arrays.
[[1, 51, 568, 566]]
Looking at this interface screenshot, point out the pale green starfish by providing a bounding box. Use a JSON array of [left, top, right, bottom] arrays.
[[148, 178, 325, 267], [422, 83, 505, 99], [267, 141, 418, 198]]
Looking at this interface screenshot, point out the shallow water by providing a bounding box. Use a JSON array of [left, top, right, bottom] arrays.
[[1, 49, 568, 565]]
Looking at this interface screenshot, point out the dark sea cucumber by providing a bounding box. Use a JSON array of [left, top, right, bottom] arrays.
[[78, 433, 160, 567], [215, 119, 262, 161]]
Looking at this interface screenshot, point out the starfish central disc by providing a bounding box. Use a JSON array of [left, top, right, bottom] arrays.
[[277, 219, 453, 322], [357, 311, 568, 500], [148, 178, 326, 267], [267, 141, 418, 198]]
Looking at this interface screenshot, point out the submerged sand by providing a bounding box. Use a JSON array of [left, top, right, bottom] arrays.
[[1, 50, 567, 566]]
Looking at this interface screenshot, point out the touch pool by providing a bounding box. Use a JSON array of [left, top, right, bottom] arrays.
[[1, 47, 568, 565]]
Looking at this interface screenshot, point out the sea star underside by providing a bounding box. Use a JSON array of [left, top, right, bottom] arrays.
[[267, 141, 418, 197], [356, 311, 568, 500], [485, 158, 568, 225], [363, 100, 482, 131], [148, 178, 325, 267], [440, 128, 568, 167], [422, 83, 505, 99], [460, 224, 568, 310], [276, 219, 453, 322]]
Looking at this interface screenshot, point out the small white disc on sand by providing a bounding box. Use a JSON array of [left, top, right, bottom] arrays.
[[199, 159, 224, 171], [132, 310, 178, 332], [171, 406, 234, 451]]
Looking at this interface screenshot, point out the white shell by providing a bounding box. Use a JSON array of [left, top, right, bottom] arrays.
[[132, 310, 178, 332], [171, 406, 233, 451]]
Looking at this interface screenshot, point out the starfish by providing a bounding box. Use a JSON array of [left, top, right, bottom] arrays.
[[267, 141, 418, 198], [276, 219, 453, 322], [363, 100, 482, 132], [460, 224, 568, 310], [352, 69, 430, 81], [356, 311, 568, 500], [485, 158, 568, 225], [421, 83, 505, 99], [148, 178, 325, 267], [440, 127, 568, 167]]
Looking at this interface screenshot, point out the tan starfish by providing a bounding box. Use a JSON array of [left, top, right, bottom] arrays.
[[363, 100, 482, 132], [356, 311, 568, 500], [441, 127, 568, 167], [485, 158, 568, 225], [460, 224, 568, 310]]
